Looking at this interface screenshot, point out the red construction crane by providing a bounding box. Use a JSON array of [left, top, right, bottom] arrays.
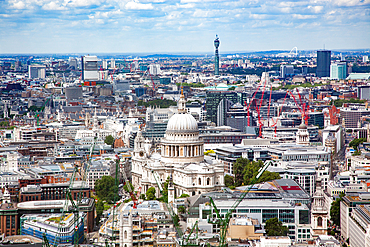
[[267, 86, 273, 127]]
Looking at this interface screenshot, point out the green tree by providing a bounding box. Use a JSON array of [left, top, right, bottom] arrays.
[[178, 206, 186, 214], [233, 158, 280, 187], [330, 192, 345, 226], [157, 178, 169, 203], [349, 138, 366, 151], [233, 158, 247, 187], [265, 218, 288, 236], [178, 193, 190, 198], [123, 182, 134, 193], [146, 187, 156, 200], [104, 135, 114, 146], [224, 175, 234, 187], [95, 176, 118, 203], [228, 86, 236, 90], [96, 200, 104, 225], [139, 194, 146, 200]]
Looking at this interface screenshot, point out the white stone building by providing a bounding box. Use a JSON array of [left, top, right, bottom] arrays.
[[132, 91, 224, 197]]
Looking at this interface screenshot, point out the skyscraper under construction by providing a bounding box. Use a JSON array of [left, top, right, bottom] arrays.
[[214, 35, 220, 76]]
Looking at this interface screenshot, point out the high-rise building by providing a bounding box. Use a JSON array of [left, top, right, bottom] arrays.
[[149, 64, 161, 75], [206, 91, 248, 124], [358, 86, 370, 100], [81, 55, 99, 81], [330, 62, 347, 80], [214, 35, 220, 76], [280, 65, 294, 78], [68, 57, 78, 69], [28, 65, 46, 79], [316, 50, 331, 77]]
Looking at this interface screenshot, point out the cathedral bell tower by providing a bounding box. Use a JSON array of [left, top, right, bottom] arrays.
[[311, 178, 328, 237]]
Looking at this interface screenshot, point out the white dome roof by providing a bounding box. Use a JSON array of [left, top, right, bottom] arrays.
[[167, 113, 198, 132]]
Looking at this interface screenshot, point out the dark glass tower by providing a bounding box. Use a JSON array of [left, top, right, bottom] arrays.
[[316, 50, 331, 77], [214, 35, 220, 76]]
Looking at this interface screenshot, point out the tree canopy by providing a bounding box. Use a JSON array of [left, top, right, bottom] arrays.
[[104, 135, 114, 146], [330, 192, 345, 226], [138, 99, 177, 108], [96, 200, 104, 225], [94, 176, 118, 203], [178, 193, 190, 198], [334, 98, 366, 107], [349, 138, 366, 151], [232, 158, 281, 187], [265, 218, 288, 236], [224, 175, 234, 188], [146, 187, 156, 200]]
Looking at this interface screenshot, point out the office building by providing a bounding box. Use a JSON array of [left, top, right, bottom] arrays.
[[149, 64, 161, 75], [68, 57, 78, 69], [363, 55, 369, 63], [226, 103, 249, 132], [217, 99, 233, 126], [28, 65, 46, 79], [308, 112, 325, 128], [330, 62, 347, 80], [340, 193, 370, 240], [206, 91, 248, 124], [358, 85, 370, 100], [196, 180, 311, 241], [214, 35, 220, 76], [280, 65, 294, 78], [21, 212, 85, 245], [81, 55, 99, 81], [348, 204, 370, 247], [341, 108, 370, 128], [316, 50, 331, 77]]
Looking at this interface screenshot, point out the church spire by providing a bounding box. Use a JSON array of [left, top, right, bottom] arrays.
[[178, 86, 186, 113]]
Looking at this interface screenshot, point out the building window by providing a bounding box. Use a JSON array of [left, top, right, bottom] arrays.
[[317, 217, 323, 227]]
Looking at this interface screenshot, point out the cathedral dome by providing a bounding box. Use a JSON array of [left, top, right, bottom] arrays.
[[166, 113, 198, 133], [299, 123, 307, 129]]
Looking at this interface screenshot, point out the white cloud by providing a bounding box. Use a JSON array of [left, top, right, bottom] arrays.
[[249, 13, 268, 19], [65, 0, 102, 7], [9, 1, 26, 9], [126, 1, 154, 10], [43, 2, 67, 10], [292, 14, 316, 19], [180, 0, 201, 3], [307, 5, 323, 13], [332, 0, 370, 7]]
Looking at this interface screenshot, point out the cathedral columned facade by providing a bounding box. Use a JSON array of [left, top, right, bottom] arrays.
[[131, 90, 224, 197]]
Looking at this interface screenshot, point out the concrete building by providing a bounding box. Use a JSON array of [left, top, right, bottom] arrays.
[[349, 204, 370, 247], [340, 193, 370, 240], [28, 65, 46, 79], [358, 85, 370, 100], [81, 55, 99, 81], [322, 125, 344, 154], [280, 65, 294, 78], [149, 64, 161, 75], [340, 107, 370, 129]]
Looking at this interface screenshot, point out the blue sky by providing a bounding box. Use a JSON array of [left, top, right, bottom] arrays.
[[0, 0, 369, 54]]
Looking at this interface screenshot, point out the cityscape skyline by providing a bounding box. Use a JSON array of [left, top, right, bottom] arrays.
[[0, 0, 369, 54]]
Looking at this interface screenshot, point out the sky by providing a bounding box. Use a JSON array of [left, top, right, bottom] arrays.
[[0, 0, 369, 54]]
